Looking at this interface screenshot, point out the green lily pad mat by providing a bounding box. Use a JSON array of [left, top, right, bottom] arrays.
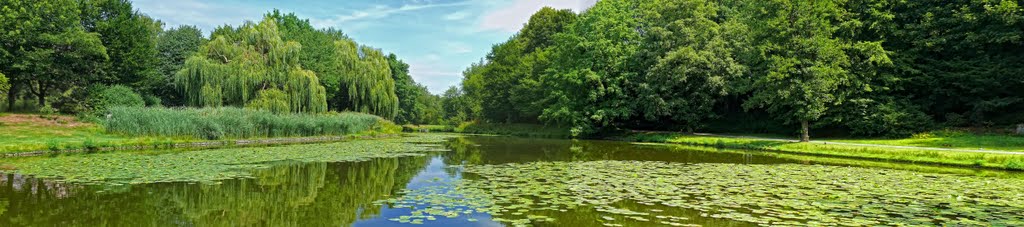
[[0, 134, 455, 185], [383, 161, 1024, 226]]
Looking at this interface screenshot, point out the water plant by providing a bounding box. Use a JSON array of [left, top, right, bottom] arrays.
[[0, 134, 456, 185], [384, 161, 1024, 226]]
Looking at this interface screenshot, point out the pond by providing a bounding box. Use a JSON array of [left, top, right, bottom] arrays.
[[1, 134, 1023, 226]]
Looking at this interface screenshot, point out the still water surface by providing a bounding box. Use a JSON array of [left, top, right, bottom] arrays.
[[1, 135, 1021, 226]]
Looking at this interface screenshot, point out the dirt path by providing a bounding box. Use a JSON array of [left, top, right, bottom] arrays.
[[688, 132, 1024, 155]]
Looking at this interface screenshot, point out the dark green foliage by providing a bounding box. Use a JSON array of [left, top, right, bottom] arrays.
[[454, 0, 1019, 138], [154, 25, 205, 106], [388, 54, 437, 125], [79, 0, 161, 88], [102, 106, 385, 139], [840, 100, 933, 138], [0, 0, 109, 108]]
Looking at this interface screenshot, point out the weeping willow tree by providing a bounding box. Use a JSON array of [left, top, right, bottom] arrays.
[[175, 18, 327, 113], [333, 39, 399, 119]]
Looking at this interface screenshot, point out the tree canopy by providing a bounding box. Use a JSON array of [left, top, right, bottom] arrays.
[[450, 0, 1024, 139], [175, 18, 328, 113]]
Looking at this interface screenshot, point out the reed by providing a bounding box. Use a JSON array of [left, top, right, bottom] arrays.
[[103, 106, 385, 139]]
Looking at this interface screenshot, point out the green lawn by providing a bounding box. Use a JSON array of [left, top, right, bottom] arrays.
[[625, 132, 1024, 170], [0, 114, 192, 154], [825, 130, 1024, 151]]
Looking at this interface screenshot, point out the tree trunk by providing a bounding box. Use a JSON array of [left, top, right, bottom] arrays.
[[36, 83, 46, 107], [6, 83, 16, 111], [800, 120, 810, 142]]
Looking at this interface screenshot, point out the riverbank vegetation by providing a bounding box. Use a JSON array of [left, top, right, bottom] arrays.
[[1, 0, 446, 129], [0, 113, 188, 154], [439, 0, 1023, 141], [626, 132, 1024, 170], [0, 134, 452, 184], [103, 106, 393, 139]]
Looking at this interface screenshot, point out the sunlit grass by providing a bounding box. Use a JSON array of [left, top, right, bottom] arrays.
[[627, 132, 1024, 170], [0, 114, 193, 154], [825, 130, 1024, 151]]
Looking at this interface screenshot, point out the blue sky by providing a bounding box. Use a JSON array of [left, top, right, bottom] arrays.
[[133, 0, 597, 94]]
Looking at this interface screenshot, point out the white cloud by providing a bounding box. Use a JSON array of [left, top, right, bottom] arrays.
[[408, 56, 462, 94], [311, 1, 474, 28], [444, 42, 473, 54], [443, 10, 471, 21], [478, 0, 596, 32], [133, 0, 266, 34]]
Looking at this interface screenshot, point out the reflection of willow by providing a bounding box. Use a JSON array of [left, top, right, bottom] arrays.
[[0, 156, 431, 226], [161, 157, 431, 226]]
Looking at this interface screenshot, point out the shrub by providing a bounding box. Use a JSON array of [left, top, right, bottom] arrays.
[[93, 85, 145, 112], [844, 100, 933, 138], [102, 106, 387, 139], [143, 95, 163, 107]]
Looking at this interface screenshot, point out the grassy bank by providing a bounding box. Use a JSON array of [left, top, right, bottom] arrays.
[[453, 122, 571, 138], [824, 129, 1024, 151], [402, 124, 456, 133], [625, 132, 1024, 170], [0, 114, 194, 154], [0, 107, 400, 154]]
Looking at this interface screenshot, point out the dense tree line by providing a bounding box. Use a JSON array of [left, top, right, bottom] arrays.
[[0, 1, 442, 124], [447, 0, 1024, 139]]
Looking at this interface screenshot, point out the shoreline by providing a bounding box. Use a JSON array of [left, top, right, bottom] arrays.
[[1, 133, 401, 158]]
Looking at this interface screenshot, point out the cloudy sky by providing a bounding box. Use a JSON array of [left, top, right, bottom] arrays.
[[133, 0, 597, 94]]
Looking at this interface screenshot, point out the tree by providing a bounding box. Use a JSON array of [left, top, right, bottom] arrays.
[[739, 0, 890, 142], [267, 11, 399, 118], [387, 54, 423, 124], [175, 18, 327, 113], [0, 0, 108, 108], [79, 0, 161, 89], [635, 0, 746, 132], [333, 41, 399, 119], [538, 0, 644, 136], [154, 25, 205, 106], [881, 0, 1024, 126]]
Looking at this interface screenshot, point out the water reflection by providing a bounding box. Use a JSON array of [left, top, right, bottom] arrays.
[[1, 135, 1022, 226], [0, 156, 430, 226]]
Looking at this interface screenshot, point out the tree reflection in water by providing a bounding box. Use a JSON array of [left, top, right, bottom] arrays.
[[0, 156, 430, 226]]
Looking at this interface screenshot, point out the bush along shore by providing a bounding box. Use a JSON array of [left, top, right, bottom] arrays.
[[623, 132, 1024, 171]]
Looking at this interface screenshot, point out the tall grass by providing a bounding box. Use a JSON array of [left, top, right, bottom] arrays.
[[103, 106, 386, 139]]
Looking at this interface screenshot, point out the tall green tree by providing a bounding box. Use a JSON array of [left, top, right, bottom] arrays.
[[387, 54, 423, 124], [635, 0, 746, 132], [176, 18, 327, 113], [154, 25, 205, 106], [539, 0, 644, 136], [267, 11, 398, 118], [0, 0, 108, 108], [79, 0, 160, 89], [883, 0, 1024, 125], [739, 0, 890, 141]]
